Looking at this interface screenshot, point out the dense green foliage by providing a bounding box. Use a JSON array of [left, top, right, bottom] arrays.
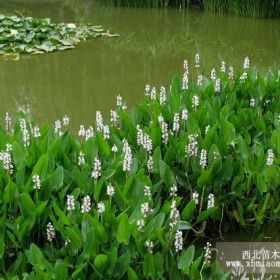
[[97, 0, 280, 18], [0, 60, 279, 279], [201, 0, 280, 18], [0, 14, 118, 55]]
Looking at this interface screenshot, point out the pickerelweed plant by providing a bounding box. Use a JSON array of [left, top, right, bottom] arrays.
[[0, 14, 119, 56], [0, 56, 279, 279]]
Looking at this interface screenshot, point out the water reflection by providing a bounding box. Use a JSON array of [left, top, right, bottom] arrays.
[[0, 1, 279, 128]]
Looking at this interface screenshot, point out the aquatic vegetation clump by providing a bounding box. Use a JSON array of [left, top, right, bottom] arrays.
[[0, 57, 279, 278], [0, 14, 118, 56], [98, 0, 280, 17]]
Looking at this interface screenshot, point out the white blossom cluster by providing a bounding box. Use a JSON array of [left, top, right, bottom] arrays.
[[169, 200, 179, 228], [181, 109, 188, 121], [110, 110, 119, 126], [207, 193, 215, 209], [0, 144, 13, 174], [147, 155, 153, 173], [182, 72, 189, 90], [199, 149, 207, 168], [137, 219, 145, 232], [215, 79, 221, 93], [63, 115, 70, 126], [160, 86, 166, 105], [46, 222, 55, 242], [5, 112, 12, 132], [185, 133, 198, 158], [116, 95, 127, 110], [195, 54, 200, 68], [141, 202, 150, 217], [143, 133, 153, 153], [174, 230, 183, 252], [250, 97, 255, 108], [136, 126, 152, 153], [144, 84, 150, 97], [96, 111, 110, 139], [210, 68, 216, 80], [32, 173, 41, 190], [183, 59, 189, 73], [136, 125, 143, 146], [197, 75, 203, 86], [65, 238, 71, 246], [228, 66, 234, 79], [32, 125, 41, 138], [78, 152, 85, 166], [266, 149, 274, 166], [81, 195, 91, 213], [19, 118, 30, 147], [173, 113, 180, 132], [243, 56, 250, 69], [97, 202, 105, 214], [220, 61, 226, 73], [66, 194, 75, 211], [123, 139, 132, 172], [240, 71, 248, 81], [158, 117, 168, 145], [204, 242, 212, 264], [85, 126, 94, 140], [146, 240, 154, 254], [192, 95, 199, 110], [111, 144, 118, 153], [150, 87, 156, 100], [107, 183, 115, 197], [96, 111, 103, 132], [54, 120, 62, 136], [79, 125, 94, 140], [192, 191, 199, 205], [91, 157, 101, 179], [170, 184, 178, 197], [144, 185, 151, 198], [205, 125, 210, 135]]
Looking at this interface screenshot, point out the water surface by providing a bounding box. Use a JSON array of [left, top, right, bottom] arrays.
[[0, 0, 279, 128]]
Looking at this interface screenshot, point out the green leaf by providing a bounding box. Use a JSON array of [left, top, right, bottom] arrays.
[[53, 201, 69, 225], [178, 245, 195, 270], [197, 207, 218, 223], [178, 221, 192, 230], [96, 133, 110, 156], [20, 193, 36, 216], [197, 169, 212, 188], [94, 254, 108, 269], [117, 214, 130, 245], [32, 154, 48, 178], [143, 254, 156, 278], [52, 166, 64, 190], [127, 266, 138, 280], [12, 142, 26, 169], [256, 173, 267, 193], [35, 200, 49, 217], [26, 243, 53, 272], [54, 261, 68, 279], [3, 181, 17, 203], [181, 200, 196, 221], [0, 236, 4, 260]]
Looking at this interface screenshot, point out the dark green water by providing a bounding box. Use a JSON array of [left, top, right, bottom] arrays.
[[0, 0, 279, 128]]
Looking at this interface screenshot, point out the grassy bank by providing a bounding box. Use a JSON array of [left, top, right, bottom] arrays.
[[96, 0, 280, 18], [0, 57, 279, 279]]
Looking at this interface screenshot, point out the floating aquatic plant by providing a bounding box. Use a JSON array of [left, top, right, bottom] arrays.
[[0, 14, 119, 56]]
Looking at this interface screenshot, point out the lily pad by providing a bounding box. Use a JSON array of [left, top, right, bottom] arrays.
[[0, 14, 119, 56]]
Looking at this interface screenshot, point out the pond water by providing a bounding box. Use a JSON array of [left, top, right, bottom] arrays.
[[0, 0, 279, 128]]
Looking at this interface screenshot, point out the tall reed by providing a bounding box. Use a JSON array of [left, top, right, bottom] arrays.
[[96, 0, 280, 17]]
